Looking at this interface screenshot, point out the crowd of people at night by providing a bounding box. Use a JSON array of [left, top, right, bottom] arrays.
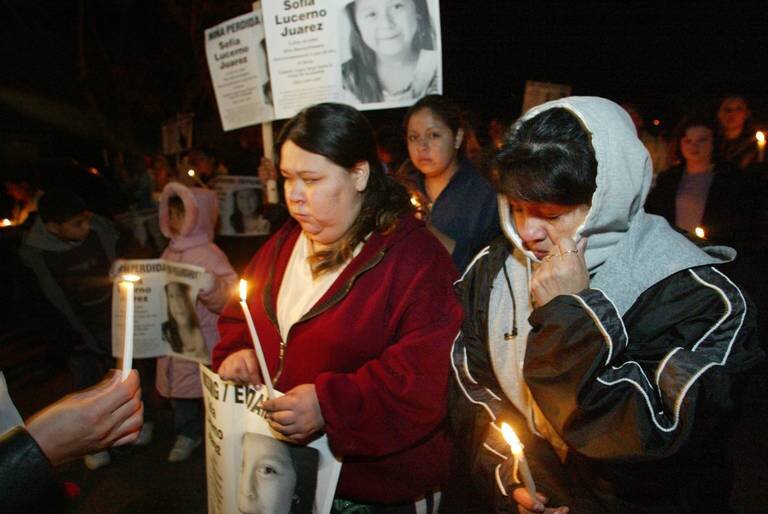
[[0, 90, 765, 514]]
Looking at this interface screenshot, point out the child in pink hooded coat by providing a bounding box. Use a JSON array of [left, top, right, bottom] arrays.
[[157, 182, 237, 462]]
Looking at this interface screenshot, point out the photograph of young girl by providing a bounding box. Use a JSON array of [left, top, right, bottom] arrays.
[[341, 0, 440, 105], [238, 433, 318, 514], [161, 281, 209, 363], [230, 188, 271, 236]]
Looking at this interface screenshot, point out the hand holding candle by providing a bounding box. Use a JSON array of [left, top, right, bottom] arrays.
[[501, 421, 537, 498], [239, 279, 275, 399], [120, 274, 141, 381]]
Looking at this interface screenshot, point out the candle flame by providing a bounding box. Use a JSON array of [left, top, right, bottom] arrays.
[[1, 219, 12, 227], [501, 422, 524, 456], [122, 274, 141, 283], [239, 279, 248, 301], [187, 169, 196, 177], [757, 131, 765, 143], [694, 226, 706, 239]]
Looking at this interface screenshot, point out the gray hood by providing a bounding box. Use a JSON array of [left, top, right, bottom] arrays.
[[23, 214, 118, 260], [24, 215, 83, 252], [502, 96, 732, 314]]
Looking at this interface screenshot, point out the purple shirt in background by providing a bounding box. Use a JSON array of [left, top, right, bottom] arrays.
[[675, 170, 715, 233]]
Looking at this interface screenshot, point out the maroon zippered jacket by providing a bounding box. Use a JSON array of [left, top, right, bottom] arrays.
[[213, 214, 463, 503]]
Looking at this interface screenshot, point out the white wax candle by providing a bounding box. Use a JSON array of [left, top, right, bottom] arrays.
[[516, 451, 536, 497], [121, 275, 141, 381], [239, 279, 275, 398], [501, 422, 537, 497]]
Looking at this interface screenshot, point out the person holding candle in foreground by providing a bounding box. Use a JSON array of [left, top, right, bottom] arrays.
[[156, 183, 237, 462], [0, 369, 143, 513], [446, 97, 763, 513], [214, 102, 462, 512]]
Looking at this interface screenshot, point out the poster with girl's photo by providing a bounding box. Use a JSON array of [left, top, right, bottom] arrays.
[[261, 0, 442, 119], [212, 176, 272, 237], [200, 366, 341, 514], [111, 259, 213, 363], [338, 0, 441, 106]]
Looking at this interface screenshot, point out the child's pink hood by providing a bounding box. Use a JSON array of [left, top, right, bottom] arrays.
[[159, 182, 219, 251]]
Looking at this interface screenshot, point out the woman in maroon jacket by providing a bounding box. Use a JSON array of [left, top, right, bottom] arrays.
[[213, 103, 462, 512]]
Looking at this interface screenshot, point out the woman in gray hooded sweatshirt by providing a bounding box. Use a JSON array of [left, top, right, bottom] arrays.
[[445, 97, 762, 514]]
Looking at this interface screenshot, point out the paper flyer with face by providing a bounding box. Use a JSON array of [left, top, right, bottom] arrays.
[[262, 0, 442, 119], [211, 176, 272, 237], [205, 9, 275, 130], [200, 366, 342, 514], [111, 259, 213, 363]]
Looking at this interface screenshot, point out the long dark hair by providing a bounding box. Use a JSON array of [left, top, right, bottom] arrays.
[[403, 94, 465, 157], [162, 282, 199, 353], [343, 0, 435, 103], [276, 103, 411, 275], [492, 108, 597, 206]]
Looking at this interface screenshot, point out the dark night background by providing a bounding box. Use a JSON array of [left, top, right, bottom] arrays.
[[1, 1, 767, 172], [0, 3, 766, 512]]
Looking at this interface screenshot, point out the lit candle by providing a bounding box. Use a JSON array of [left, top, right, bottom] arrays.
[[756, 131, 765, 163], [1, 219, 12, 227], [187, 169, 207, 188], [121, 274, 141, 381], [238, 279, 275, 398], [501, 422, 536, 498], [409, 191, 430, 220], [694, 226, 706, 239]]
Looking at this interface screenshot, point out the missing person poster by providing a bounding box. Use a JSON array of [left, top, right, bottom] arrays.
[[162, 113, 195, 155], [211, 176, 272, 237], [262, 0, 442, 118], [111, 259, 214, 364], [206, 9, 275, 131], [200, 366, 342, 514]]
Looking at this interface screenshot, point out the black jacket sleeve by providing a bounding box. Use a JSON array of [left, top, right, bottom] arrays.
[[524, 266, 762, 462], [0, 426, 68, 513], [445, 247, 579, 513]]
